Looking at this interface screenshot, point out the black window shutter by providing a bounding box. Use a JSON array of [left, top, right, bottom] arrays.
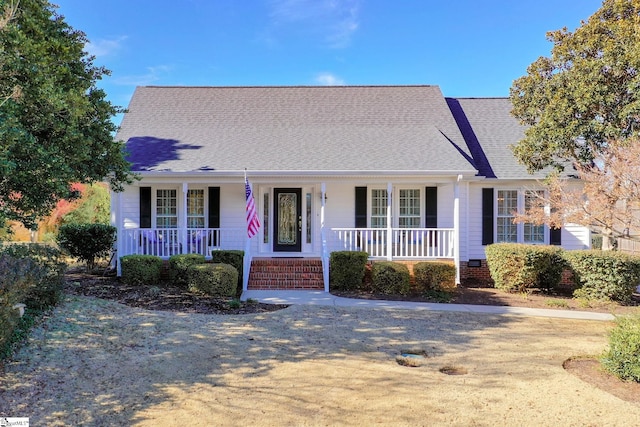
[[482, 188, 494, 245], [550, 227, 562, 245], [139, 187, 151, 228], [425, 187, 438, 228], [208, 187, 220, 229], [355, 187, 367, 228], [208, 187, 221, 246]]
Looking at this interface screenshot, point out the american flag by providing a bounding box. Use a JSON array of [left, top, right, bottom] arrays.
[[245, 176, 260, 238]]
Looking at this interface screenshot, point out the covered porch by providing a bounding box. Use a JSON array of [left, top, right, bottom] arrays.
[[113, 177, 464, 291]]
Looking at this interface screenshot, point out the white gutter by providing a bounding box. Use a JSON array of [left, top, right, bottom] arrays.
[[132, 169, 480, 178]]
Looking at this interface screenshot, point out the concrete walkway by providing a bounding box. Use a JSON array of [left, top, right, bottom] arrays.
[[242, 290, 616, 321]]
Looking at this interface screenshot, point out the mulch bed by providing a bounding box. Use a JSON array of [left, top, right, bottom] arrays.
[[64, 270, 287, 315]]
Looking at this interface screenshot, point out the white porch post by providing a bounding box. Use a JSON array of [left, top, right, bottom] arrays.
[[386, 182, 393, 261], [321, 183, 329, 292], [454, 175, 461, 284], [181, 182, 188, 253], [116, 191, 123, 276]]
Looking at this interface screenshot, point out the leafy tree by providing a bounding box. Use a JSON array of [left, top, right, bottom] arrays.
[[60, 183, 110, 225], [0, 0, 134, 230], [510, 0, 640, 173]]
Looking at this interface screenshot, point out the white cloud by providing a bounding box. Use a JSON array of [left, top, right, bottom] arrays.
[[85, 36, 127, 57], [315, 72, 346, 85], [266, 0, 360, 48], [114, 65, 172, 86]]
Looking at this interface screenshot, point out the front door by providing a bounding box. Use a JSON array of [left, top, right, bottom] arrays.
[[273, 188, 302, 252]]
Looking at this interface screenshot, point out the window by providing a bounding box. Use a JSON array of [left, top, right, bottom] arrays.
[[156, 189, 177, 228], [371, 189, 387, 228], [524, 190, 545, 243], [496, 189, 547, 244], [399, 189, 420, 228], [497, 190, 517, 242], [187, 189, 205, 228]]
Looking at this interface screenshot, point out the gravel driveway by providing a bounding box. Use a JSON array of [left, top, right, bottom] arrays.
[[1, 294, 638, 426]]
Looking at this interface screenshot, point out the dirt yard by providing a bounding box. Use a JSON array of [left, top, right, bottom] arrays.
[[1, 293, 639, 426]]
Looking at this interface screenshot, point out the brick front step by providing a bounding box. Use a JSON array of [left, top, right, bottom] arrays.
[[248, 257, 324, 290]]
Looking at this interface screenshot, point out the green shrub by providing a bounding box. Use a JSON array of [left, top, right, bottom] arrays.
[[485, 243, 565, 292], [329, 251, 369, 291], [563, 250, 640, 302], [57, 223, 116, 270], [120, 255, 163, 286], [414, 262, 456, 292], [211, 250, 244, 296], [0, 244, 66, 310], [371, 261, 410, 295], [601, 315, 640, 382], [187, 263, 238, 297], [168, 254, 205, 288]]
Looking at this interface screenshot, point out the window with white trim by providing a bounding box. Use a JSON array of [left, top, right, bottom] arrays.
[[399, 189, 421, 228], [496, 189, 547, 244], [371, 189, 387, 228], [497, 190, 517, 242], [524, 190, 545, 243], [156, 189, 177, 228], [187, 189, 205, 228]]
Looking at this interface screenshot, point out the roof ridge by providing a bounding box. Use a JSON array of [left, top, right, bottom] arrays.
[[141, 84, 439, 89]]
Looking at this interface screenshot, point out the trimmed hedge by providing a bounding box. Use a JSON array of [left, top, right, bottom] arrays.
[[57, 223, 116, 270], [485, 243, 565, 292], [212, 250, 244, 296], [329, 251, 369, 291], [563, 250, 640, 302], [168, 254, 205, 288], [601, 315, 640, 382], [414, 262, 456, 292], [187, 263, 238, 297], [120, 255, 163, 286], [371, 261, 410, 295]]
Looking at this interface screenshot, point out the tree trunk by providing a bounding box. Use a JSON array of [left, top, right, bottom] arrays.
[[601, 228, 615, 251]]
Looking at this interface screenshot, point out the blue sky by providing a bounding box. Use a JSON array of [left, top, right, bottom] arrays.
[[54, 0, 603, 125]]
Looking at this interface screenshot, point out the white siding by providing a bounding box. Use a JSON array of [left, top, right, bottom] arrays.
[[466, 181, 592, 261], [561, 224, 591, 250], [121, 186, 140, 229]]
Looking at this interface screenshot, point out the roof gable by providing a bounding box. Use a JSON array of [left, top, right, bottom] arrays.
[[446, 97, 552, 180]]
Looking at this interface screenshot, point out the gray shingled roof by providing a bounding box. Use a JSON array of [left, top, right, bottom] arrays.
[[117, 86, 479, 174], [446, 97, 548, 180]]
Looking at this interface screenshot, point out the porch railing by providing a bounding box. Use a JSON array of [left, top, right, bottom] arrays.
[[120, 228, 245, 258], [328, 228, 455, 259]]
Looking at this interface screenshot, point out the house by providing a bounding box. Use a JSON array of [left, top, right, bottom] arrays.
[[111, 85, 590, 291]]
